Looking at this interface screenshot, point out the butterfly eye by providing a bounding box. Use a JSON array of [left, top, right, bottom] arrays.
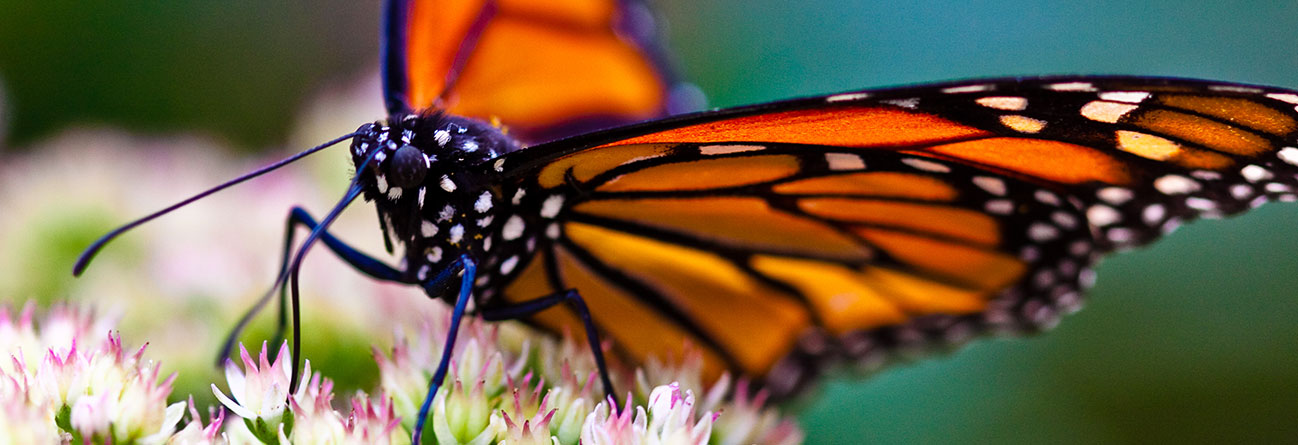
[[386, 144, 428, 189]]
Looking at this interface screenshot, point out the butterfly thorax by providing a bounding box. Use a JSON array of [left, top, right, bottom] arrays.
[[349, 112, 526, 300]]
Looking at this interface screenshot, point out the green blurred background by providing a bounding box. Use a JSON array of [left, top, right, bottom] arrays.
[[2, 1, 1297, 443]]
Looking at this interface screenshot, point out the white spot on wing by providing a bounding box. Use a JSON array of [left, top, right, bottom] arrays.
[[512, 188, 526, 205], [985, 199, 1014, 215], [418, 187, 427, 208], [975, 96, 1028, 111], [972, 176, 1007, 195], [500, 256, 519, 275], [545, 223, 561, 239], [1266, 93, 1298, 104], [1080, 101, 1138, 123], [1142, 204, 1165, 225], [541, 195, 565, 218], [1034, 190, 1061, 206], [1028, 222, 1059, 241], [438, 204, 455, 222], [439, 175, 457, 192], [825, 153, 866, 171], [700, 144, 764, 155], [434, 130, 451, 146], [1096, 187, 1133, 205], [421, 220, 438, 237], [387, 186, 403, 201], [1098, 91, 1150, 103], [999, 115, 1047, 133], [901, 158, 950, 173], [502, 215, 525, 240], [881, 98, 920, 109], [494, 158, 505, 172], [826, 92, 870, 102], [1241, 164, 1273, 182], [1153, 174, 1200, 195], [942, 84, 992, 94], [1087, 204, 1121, 226], [1278, 147, 1298, 166], [1046, 81, 1097, 92]]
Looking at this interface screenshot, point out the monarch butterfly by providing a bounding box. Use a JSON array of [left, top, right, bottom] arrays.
[[69, 0, 1298, 441]]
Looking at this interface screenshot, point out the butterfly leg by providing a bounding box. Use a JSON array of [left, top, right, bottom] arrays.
[[480, 289, 618, 406], [219, 206, 412, 364], [411, 254, 477, 444]]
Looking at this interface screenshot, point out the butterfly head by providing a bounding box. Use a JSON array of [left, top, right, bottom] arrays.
[[348, 112, 521, 264]]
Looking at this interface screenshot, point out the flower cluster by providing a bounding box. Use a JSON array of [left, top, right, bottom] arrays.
[[1, 299, 802, 444], [0, 302, 220, 444]]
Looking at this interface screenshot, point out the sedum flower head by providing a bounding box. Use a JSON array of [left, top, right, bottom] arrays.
[[0, 301, 186, 444]]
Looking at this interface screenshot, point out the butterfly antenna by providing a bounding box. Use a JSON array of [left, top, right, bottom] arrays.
[[71, 132, 360, 277], [283, 149, 379, 392], [218, 147, 380, 368], [433, 0, 498, 107]]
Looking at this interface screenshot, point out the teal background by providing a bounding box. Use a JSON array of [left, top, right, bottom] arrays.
[[2, 1, 1298, 443]]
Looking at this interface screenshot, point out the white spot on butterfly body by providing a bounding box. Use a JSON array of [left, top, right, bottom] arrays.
[[375, 175, 389, 194], [825, 153, 866, 171], [1153, 174, 1200, 195], [700, 144, 764, 155], [901, 158, 950, 173], [502, 215, 525, 240], [461, 139, 479, 152], [440, 175, 457, 192], [1098, 91, 1150, 103], [434, 130, 451, 146], [387, 186, 403, 201], [541, 195, 565, 218], [475, 191, 494, 213], [448, 224, 465, 244]]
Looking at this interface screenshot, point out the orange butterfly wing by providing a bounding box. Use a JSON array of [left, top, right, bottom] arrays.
[[486, 77, 1298, 394], [390, 0, 681, 143]]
